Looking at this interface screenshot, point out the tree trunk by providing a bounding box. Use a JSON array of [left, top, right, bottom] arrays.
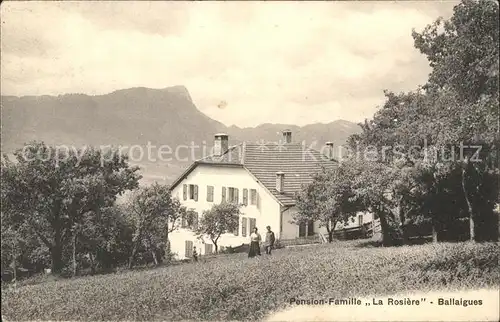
[[72, 232, 78, 277], [151, 249, 158, 266], [378, 212, 391, 247], [89, 252, 96, 275], [326, 227, 333, 243], [461, 165, 475, 242], [398, 203, 409, 245], [50, 244, 64, 274], [12, 237, 17, 284], [128, 228, 142, 269], [128, 245, 138, 269], [431, 219, 438, 243]]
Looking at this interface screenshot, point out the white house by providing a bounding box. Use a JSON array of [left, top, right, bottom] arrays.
[[168, 131, 372, 259]]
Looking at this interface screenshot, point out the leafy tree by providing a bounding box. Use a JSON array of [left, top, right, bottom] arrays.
[[343, 0, 499, 243], [76, 205, 134, 274], [411, 0, 499, 241], [1, 142, 141, 274], [295, 166, 360, 242], [197, 203, 240, 253], [127, 183, 183, 268]]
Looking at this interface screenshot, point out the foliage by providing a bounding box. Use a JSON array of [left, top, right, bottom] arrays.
[[2, 240, 498, 321], [197, 203, 240, 253], [295, 166, 361, 242], [337, 0, 500, 243], [126, 183, 184, 268], [1, 142, 141, 274]]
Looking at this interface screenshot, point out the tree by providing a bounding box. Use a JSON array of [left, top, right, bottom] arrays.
[[412, 0, 499, 241], [1, 142, 141, 274], [76, 205, 134, 274], [295, 166, 360, 242], [197, 203, 240, 253], [127, 183, 183, 268]]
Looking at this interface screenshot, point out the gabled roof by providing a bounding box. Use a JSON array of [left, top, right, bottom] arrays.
[[169, 141, 337, 206]]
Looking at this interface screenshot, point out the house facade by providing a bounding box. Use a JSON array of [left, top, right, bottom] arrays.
[[168, 131, 372, 259]]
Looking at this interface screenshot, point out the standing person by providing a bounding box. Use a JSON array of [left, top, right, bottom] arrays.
[[264, 226, 275, 255], [248, 227, 262, 258], [192, 246, 198, 262]]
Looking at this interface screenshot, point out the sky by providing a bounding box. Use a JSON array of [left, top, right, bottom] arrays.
[[0, 1, 458, 127]]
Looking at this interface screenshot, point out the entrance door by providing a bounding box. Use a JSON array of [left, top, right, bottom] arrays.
[[307, 220, 314, 236], [299, 222, 306, 237]]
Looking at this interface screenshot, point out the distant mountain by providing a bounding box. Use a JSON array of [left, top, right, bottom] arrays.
[[1, 86, 361, 185]]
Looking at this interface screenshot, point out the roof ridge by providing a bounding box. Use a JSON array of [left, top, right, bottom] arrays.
[[195, 143, 243, 162]]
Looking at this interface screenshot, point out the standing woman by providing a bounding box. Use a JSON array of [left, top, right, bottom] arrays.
[[248, 227, 262, 258]]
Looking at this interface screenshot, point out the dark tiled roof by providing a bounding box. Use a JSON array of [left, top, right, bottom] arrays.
[[171, 141, 337, 206], [243, 143, 336, 205]]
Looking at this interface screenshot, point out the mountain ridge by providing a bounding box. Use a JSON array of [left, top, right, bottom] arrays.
[[1, 86, 362, 184]]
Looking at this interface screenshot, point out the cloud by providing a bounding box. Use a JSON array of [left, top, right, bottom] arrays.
[[0, 1, 458, 127]]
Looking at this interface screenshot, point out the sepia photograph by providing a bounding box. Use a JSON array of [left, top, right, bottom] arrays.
[[1, 0, 499, 321]]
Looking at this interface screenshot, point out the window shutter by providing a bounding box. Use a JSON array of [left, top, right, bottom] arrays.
[[242, 218, 248, 237], [222, 187, 226, 202], [182, 215, 187, 228], [243, 189, 248, 206], [185, 240, 193, 258], [205, 243, 213, 255], [183, 184, 187, 200], [194, 185, 198, 201], [207, 186, 213, 202], [249, 218, 256, 232], [250, 189, 256, 205], [234, 188, 239, 203]]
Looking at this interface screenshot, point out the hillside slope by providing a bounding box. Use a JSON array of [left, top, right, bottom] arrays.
[[1, 86, 361, 184]]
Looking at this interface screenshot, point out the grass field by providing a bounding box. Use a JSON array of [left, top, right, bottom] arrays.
[[2, 240, 499, 321]]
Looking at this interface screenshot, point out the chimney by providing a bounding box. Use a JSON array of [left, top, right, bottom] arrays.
[[214, 133, 229, 156], [325, 142, 334, 160], [276, 171, 285, 193], [282, 129, 292, 143]]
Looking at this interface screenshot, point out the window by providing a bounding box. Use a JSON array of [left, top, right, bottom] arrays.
[[228, 187, 239, 203], [242, 189, 248, 206], [358, 214, 363, 226], [242, 217, 248, 237], [250, 189, 257, 205], [186, 184, 198, 201], [207, 185, 214, 202]]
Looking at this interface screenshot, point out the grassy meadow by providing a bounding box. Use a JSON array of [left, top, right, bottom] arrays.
[[2, 240, 499, 321]]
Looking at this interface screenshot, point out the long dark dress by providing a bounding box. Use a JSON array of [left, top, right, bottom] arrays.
[[248, 232, 262, 257], [248, 241, 261, 258]]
